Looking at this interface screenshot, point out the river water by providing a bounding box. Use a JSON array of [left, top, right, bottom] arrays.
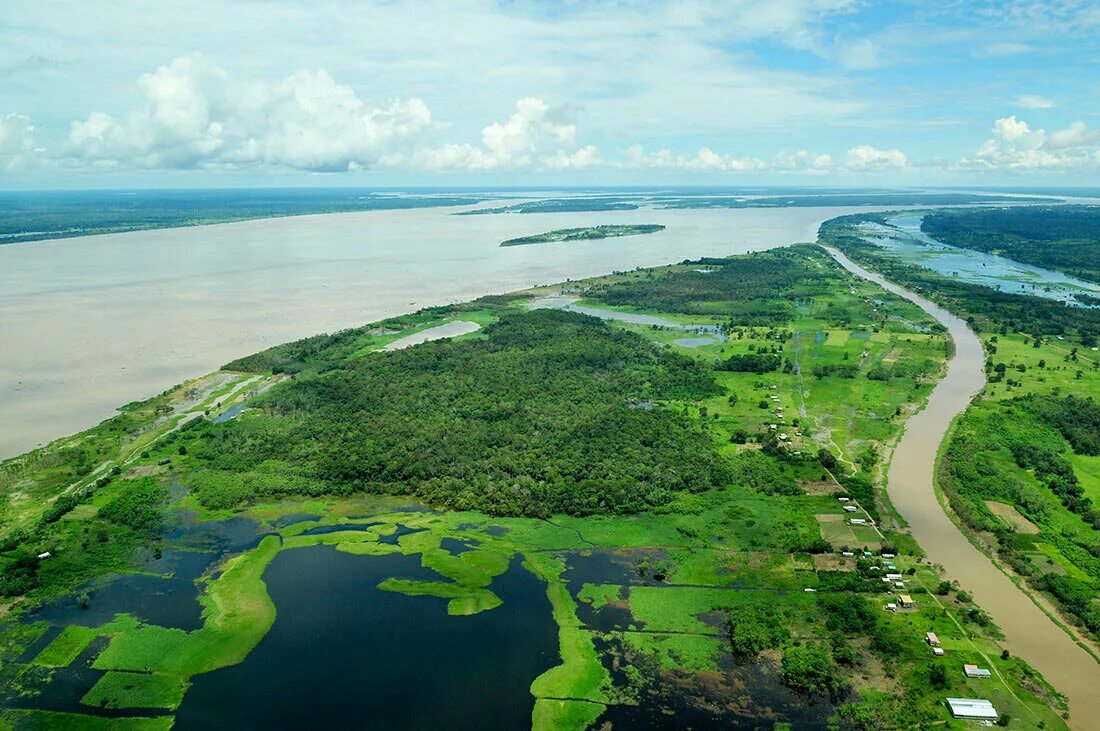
[[1, 200, 947, 460], [825, 247, 1100, 731], [862, 213, 1100, 306]]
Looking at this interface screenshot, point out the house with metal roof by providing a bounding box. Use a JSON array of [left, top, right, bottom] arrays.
[[945, 698, 997, 720]]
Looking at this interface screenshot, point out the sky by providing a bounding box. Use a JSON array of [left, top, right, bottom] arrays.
[[1, 0, 1099, 189]]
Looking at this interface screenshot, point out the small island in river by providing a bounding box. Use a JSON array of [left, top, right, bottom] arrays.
[[500, 224, 665, 247]]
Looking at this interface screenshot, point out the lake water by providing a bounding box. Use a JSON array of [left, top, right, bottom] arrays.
[[174, 546, 559, 730], [2, 199, 954, 459], [861, 212, 1100, 306]]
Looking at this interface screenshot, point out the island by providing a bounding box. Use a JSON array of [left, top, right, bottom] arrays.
[[500, 223, 665, 247]]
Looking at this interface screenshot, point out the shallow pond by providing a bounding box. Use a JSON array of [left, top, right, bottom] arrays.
[[862, 213, 1100, 306], [174, 546, 559, 729]]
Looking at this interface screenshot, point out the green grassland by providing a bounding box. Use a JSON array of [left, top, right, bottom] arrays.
[[0, 244, 1065, 729]]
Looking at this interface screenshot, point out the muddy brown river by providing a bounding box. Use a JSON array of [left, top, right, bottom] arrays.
[[826, 247, 1100, 730]]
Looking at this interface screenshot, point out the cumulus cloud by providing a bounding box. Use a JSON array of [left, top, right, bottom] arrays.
[[413, 97, 598, 171], [961, 115, 1100, 170], [623, 144, 898, 174], [64, 54, 433, 172], [844, 145, 908, 169], [0, 113, 38, 171]]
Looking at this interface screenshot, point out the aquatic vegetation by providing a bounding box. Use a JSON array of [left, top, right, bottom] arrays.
[[81, 671, 187, 710], [31, 625, 98, 667]]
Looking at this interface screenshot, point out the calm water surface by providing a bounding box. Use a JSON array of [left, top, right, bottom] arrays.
[[861, 212, 1100, 305], [174, 547, 558, 730]]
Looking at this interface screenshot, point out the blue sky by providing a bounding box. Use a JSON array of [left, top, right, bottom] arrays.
[[1, 0, 1098, 188]]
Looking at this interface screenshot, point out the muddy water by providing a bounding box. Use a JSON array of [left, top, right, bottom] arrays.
[[825, 247, 1100, 730], [1, 200, 965, 460]]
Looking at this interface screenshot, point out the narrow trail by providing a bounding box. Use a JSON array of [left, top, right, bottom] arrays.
[[825, 246, 1100, 731]]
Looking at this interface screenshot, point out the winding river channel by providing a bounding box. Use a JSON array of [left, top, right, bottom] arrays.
[[826, 247, 1100, 730]]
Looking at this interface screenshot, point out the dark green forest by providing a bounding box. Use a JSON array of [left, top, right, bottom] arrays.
[[922, 206, 1100, 284], [188, 310, 729, 516]]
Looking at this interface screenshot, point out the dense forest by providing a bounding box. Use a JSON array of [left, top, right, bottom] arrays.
[[939, 394, 1100, 635], [589, 249, 824, 324], [188, 310, 729, 516], [923, 206, 1100, 284]]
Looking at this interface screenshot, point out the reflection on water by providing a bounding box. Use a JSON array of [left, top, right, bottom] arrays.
[[175, 548, 559, 730], [861, 213, 1100, 306]]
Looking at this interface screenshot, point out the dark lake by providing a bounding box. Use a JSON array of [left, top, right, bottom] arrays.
[[174, 546, 559, 730]]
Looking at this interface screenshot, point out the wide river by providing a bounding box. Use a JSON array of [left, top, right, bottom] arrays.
[[826, 247, 1100, 731], [2, 200, 938, 460]]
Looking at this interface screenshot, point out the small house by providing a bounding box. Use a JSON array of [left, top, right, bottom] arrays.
[[894, 581, 905, 588], [946, 698, 997, 720], [849, 518, 867, 525], [933, 647, 946, 656], [964, 664, 992, 679], [884, 603, 897, 612], [838, 497, 850, 503], [36, 552, 51, 560], [898, 594, 914, 608], [882, 553, 895, 558], [843, 505, 858, 513], [925, 632, 940, 646], [841, 551, 854, 557], [885, 573, 903, 580]]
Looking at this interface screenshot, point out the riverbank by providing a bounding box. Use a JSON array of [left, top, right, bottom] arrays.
[[826, 246, 1100, 730]]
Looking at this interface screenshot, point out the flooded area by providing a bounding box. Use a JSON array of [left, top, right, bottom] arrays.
[[530, 295, 726, 339], [380, 320, 481, 351], [826, 247, 1100, 730], [174, 548, 558, 730], [861, 213, 1100, 306], [3, 199, 956, 460]]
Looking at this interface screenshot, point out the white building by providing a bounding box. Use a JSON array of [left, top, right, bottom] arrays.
[[946, 698, 997, 720]]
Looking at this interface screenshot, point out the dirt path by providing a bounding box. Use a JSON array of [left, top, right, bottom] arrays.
[[825, 246, 1100, 731]]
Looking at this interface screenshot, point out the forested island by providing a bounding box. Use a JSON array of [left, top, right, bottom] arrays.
[[0, 233, 1071, 730], [500, 224, 665, 247]]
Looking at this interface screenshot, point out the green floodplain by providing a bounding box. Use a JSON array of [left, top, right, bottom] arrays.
[[500, 224, 665, 247], [823, 207, 1100, 663], [0, 214, 1091, 729]]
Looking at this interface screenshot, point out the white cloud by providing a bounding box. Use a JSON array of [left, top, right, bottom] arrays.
[[993, 115, 1036, 142], [622, 144, 901, 174], [976, 42, 1034, 57], [64, 54, 433, 172], [844, 145, 908, 169], [1047, 121, 1100, 150], [961, 115, 1100, 170], [413, 97, 597, 171], [837, 39, 884, 70], [1015, 94, 1056, 109], [0, 113, 38, 171]]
